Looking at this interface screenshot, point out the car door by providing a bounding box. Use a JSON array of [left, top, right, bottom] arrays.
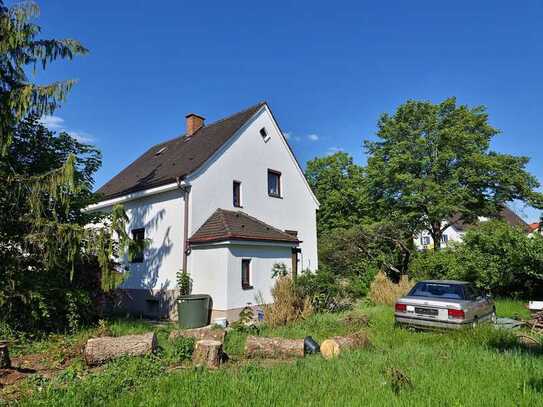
[[472, 286, 490, 319]]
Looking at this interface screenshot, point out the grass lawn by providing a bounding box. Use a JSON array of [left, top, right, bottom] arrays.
[[3, 300, 543, 406]]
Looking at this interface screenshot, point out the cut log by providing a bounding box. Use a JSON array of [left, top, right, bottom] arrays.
[[0, 341, 10, 369], [192, 339, 223, 369], [320, 332, 370, 359], [169, 326, 226, 343], [84, 332, 157, 366], [245, 336, 305, 359]]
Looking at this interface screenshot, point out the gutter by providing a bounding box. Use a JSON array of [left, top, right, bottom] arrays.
[[176, 177, 191, 274], [86, 182, 179, 211]]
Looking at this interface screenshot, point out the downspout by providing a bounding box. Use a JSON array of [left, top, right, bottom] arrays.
[[177, 177, 191, 273]]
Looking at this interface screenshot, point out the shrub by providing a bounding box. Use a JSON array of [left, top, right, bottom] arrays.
[[296, 268, 355, 312], [263, 276, 313, 327], [368, 271, 414, 305], [410, 221, 543, 298]]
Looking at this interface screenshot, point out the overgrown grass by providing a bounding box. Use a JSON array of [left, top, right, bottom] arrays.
[[8, 300, 543, 406], [495, 298, 532, 320]]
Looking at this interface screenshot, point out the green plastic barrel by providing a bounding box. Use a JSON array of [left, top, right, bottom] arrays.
[[177, 295, 210, 329]]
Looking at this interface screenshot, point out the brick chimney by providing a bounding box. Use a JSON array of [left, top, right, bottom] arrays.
[[185, 113, 205, 136]]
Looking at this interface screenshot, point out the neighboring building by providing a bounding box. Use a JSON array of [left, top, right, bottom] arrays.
[[414, 207, 529, 250], [528, 222, 542, 236], [89, 102, 319, 321]]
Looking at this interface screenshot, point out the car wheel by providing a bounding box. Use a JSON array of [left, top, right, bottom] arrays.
[[471, 317, 479, 329]]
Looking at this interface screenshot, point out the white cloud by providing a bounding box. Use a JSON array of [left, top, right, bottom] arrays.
[[326, 146, 344, 156], [67, 131, 94, 143], [284, 131, 301, 142], [39, 115, 94, 143], [307, 134, 319, 141], [40, 115, 64, 130]]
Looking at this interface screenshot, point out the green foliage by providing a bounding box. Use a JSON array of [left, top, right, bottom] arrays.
[[176, 269, 192, 296], [305, 152, 369, 235], [296, 268, 352, 312], [166, 337, 195, 362], [16, 302, 543, 406], [319, 223, 412, 282], [0, 0, 88, 154], [365, 97, 543, 250], [0, 116, 129, 334], [410, 221, 543, 297], [230, 306, 258, 334], [271, 262, 289, 278]]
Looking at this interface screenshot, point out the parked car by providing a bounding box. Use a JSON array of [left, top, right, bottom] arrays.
[[395, 280, 496, 329]]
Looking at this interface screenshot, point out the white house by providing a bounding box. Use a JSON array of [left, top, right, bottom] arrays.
[[414, 207, 529, 250], [89, 102, 319, 321]]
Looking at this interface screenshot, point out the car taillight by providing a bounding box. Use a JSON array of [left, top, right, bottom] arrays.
[[448, 309, 465, 319], [395, 303, 407, 313]]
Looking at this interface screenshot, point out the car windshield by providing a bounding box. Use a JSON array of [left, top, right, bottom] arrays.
[[408, 282, 465, 300]]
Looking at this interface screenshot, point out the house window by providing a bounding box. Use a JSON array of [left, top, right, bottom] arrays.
[[442, 234, 449, 244], [131, 228, 145, 263], [260, 127, 270, 142], [421, 236, 431, 246], [241, 259, 252, 289], [233, 181, 242, 207], [267, 170, 281, 197]]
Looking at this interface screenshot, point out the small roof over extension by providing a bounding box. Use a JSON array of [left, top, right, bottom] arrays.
[[189, 209, 300, 245]]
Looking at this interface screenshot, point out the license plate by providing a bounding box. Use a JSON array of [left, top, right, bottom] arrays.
[[415, 307, 438, 316]]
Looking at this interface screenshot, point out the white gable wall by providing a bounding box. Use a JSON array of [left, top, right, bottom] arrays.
[[188, 107, 318, 274], [120, 188, 185, 291]]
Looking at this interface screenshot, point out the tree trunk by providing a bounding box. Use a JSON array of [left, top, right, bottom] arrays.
[[192, 339, 223, 369], [245, 336, 305, 359], [320, 332, 370, 359], [84, 332, 157, 366], [169, 326, 226, 343], [0, 341, 10, 369], [430, 225, 442, 251]]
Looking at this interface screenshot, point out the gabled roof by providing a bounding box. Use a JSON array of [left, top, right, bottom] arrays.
[[529, 222, 540, 233], [97, 102, 266, 199], [450, 207, 529, 232], [189, 209, 300, 245]]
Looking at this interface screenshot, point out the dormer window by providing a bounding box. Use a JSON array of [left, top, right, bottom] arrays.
[[260, 127, 270, 142], [155, 147, 167, 156]]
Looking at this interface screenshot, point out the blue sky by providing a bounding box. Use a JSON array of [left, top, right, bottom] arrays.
[[29, 1, 543, 221]]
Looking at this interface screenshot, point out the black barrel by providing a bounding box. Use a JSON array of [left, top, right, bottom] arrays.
[[304, 336, 320, 354]]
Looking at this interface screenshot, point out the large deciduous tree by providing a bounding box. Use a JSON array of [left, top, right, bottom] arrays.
[[305, 152, 369, 235], [365, 97, 543, 250]]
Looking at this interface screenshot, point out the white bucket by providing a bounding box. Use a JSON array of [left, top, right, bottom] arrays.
[[213, 317, 228, 328]]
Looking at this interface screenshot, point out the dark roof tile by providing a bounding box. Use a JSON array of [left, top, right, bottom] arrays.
[[97, 102, 266, 199], [189, 209, 299, 244]]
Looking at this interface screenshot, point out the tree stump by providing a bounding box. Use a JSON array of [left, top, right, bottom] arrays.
[[169, 326, 226, 343], [192, 339, 223, 369], [0, 341, 11, 369], [84, 332, 157, 366], [245, 336, 305, 359], [320, 332, 370, 359]]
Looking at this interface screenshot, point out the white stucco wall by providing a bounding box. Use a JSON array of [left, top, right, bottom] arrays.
[[188, 242, 291, 310], [188, 106, 319, 273], [92, 105, 319, 311], [120, 188, 185, 290], [226, 244, 292, 310], [414, 224, 464, 250], [189, 245, 229, 309]]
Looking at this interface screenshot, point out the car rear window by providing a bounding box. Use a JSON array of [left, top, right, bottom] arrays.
[[408, 282, 465, 300]]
